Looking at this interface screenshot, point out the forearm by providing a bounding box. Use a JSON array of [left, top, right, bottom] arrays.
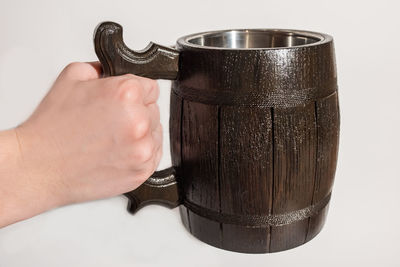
[[0, 128, 59, 228]]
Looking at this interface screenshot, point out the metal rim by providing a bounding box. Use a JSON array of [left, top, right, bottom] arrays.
[[177, 28, 332, 50]]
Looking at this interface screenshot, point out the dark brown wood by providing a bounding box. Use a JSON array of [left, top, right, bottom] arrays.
[[94, 21, 340, 254], [306, 92, 340, 241], [219, 106, 273, 253], [306, 203, 330, 242], [124, 167, 180, 214], [169, 92, 190, 228], [269, 103, 317, 252], [181, 100, 221, 247], [169, 92, 182, 172], [94, 21, 179, 79]]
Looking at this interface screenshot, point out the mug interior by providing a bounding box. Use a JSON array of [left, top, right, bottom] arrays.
[[184, 29, 323, 49]]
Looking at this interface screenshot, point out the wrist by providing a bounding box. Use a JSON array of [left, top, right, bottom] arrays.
[[0, 128, 26, 227], [0, 126, 62, 227]]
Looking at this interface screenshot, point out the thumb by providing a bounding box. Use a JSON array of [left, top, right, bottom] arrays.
[[60, 62, 102, 82]]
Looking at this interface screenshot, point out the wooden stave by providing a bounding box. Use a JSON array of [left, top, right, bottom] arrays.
[[170, 91, 339, 253]]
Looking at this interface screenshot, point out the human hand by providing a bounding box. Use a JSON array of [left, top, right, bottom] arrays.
[[0, 62, 162, 227]]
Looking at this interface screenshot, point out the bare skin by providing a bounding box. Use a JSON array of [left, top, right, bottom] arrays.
[[0, 62, 162, 228]]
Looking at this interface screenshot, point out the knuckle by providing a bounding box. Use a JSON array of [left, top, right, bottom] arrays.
[[135, 140, 155, 163], [140, 142, 154, 162], [129, 138, 155, 164], [132, 115, 151, 139], [116, 78, 142, 102]]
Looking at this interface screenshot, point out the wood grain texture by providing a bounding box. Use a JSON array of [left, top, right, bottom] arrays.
[[306, 92, 340, 241], [306, 204, 330, 242], [94, 22, 179, 79], [313, 92, 340, 203], [170, 92, 182, 175], [125, 167, 179, 214], [270, 103, 317, 252], [181, 100, 221, 247], [219, 106, 273, 253], [175, 43, 337, 105], [169, 92, 190, 229]]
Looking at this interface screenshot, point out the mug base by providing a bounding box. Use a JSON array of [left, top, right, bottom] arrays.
[[178, 203, 330, 253]]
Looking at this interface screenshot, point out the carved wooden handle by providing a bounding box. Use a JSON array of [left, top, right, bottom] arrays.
[[94, 21, 179, 79], [93, 21, 181, 214], [124, 168, 180, 214]]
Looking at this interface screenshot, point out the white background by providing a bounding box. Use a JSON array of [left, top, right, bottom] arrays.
[[0, 0, 399, 266]]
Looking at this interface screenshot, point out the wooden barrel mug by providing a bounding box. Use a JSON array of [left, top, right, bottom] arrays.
[[94, 22, 340, 253]]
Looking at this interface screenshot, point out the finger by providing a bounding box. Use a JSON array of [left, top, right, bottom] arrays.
[[152, 140, 163, 170], [128, 105, 151, 140], [129, 133, 162, 184], [131, 124, 161, 168], [151, 123, 163, 150], [135, 140, 162, 173], [89, 74, 144, 102], [131, 131, 155, 164], [102, 74, 158, 105], [136, 77, 159, 105], [147, 103, 160, 131], [86, 61, 102, 79], [61, 62, 101, 82]]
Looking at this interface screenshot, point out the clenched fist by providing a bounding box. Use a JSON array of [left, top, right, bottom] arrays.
[[0, 62, 162, 227]]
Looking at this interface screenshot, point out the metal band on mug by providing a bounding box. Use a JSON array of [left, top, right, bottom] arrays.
[[183, 193, 331, 227], [172, 84, 337, 107]]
